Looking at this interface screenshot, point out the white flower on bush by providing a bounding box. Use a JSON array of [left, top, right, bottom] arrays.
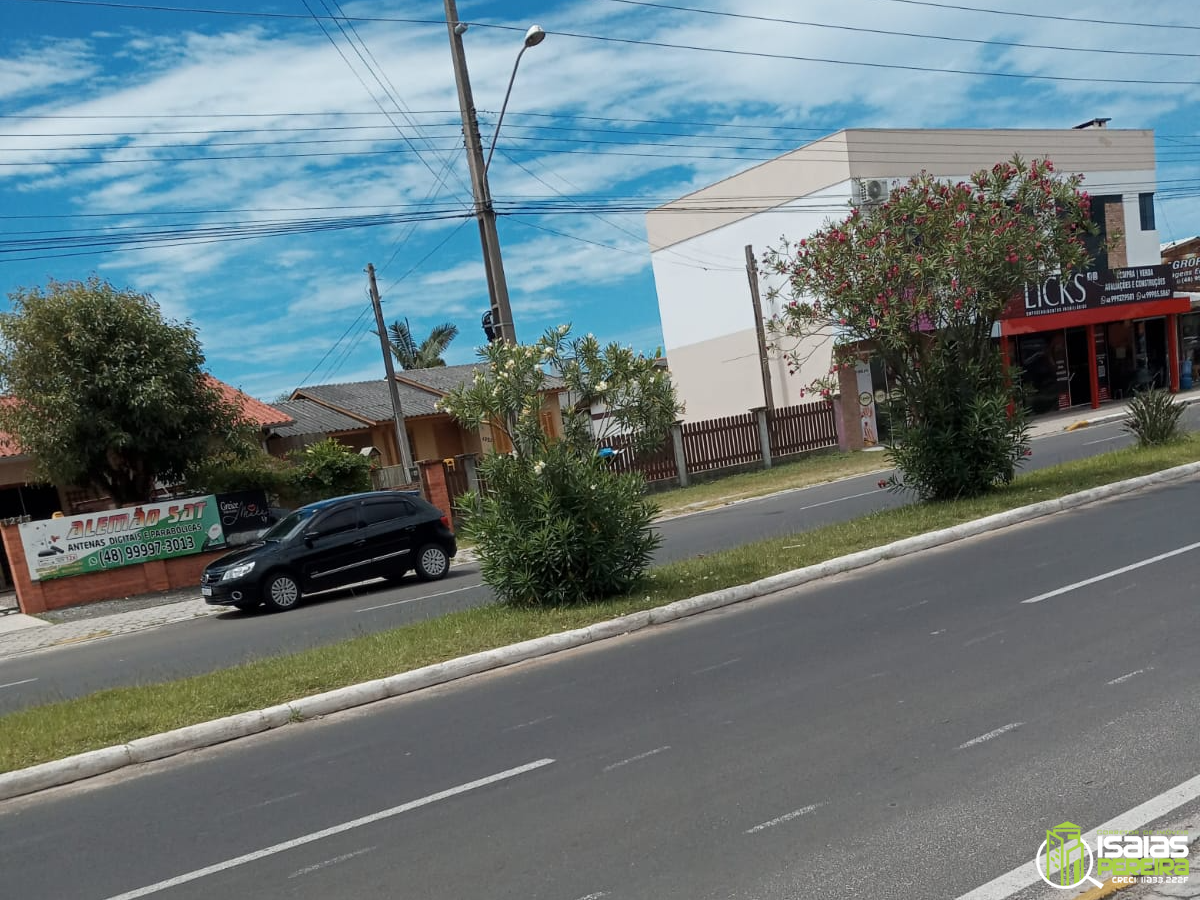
[[590, 484, 597, 490], [505, 359, 515, 369], [595, 380, 608, 393], [558, 324, 569, 335], [533, 460, 546, 475], [542, 346, 555, 360]]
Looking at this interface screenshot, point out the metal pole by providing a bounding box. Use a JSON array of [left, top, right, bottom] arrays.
[[745, 244, 776, 411], [485, 44, 529, 174], [444, 0, 517, 344], [367, 264, 417, 481]]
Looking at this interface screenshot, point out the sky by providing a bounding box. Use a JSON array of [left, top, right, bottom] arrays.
[[2, 0, 1199, 403]]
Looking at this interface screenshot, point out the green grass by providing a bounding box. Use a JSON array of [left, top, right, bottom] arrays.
[[1, 438, 1197, 774], [653, 449, 891, 515]]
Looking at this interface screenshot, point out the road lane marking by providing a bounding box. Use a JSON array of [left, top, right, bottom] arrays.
[[796, 490, 878, 512], [288, 846, 375, 879], [100, 758, 555, 900], [356, 582, 483, 613], [603, 746, 671, 772], [503, 715, 554, 732], [690, 657, 741, 676], [0, 678, 36, 691], [963, 630, 1004, 648], [956, 723, 1023, 750], [1083, 435, 1124, 446], [1021, 541, 1200, 604], [956, 769, 1200, 899], [745, 802, 826, 834], [573, 893, 608, 900], [897, 600, 928, 611], [1108, 668, 1152, 685]]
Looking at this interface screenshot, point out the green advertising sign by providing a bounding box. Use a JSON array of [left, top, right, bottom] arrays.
[[19, 496, 227, 582]]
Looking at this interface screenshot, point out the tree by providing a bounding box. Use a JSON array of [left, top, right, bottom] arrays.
[[764, 155, 1095, 500], [0, 276, 243, 505], [439, 326, 681, 606], [387, 318, 459, 370]]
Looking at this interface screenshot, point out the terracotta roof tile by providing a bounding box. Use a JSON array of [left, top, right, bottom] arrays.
[[205, 376, 293, 428]]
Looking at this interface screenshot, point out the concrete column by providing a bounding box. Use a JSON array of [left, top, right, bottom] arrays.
[[753, 406, 772, 469], [670, 422, 689, 487]]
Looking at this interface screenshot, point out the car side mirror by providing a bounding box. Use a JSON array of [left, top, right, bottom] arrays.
[[303, 530, 319, 547]]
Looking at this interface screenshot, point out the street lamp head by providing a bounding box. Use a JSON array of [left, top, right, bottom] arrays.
[[523, 25, 546, 48]]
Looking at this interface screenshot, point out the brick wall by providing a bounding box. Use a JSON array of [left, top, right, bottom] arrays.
[[1, 523, 228, 615], [418, 459, 452, 521], [1105, 202, 1128, 268]]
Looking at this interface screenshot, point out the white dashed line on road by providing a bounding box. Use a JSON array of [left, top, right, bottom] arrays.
[[288, 846, 375, 879], [745, 803, 826, 834], [1108, 668, 1151, 685], [356, 583, 483, 613], [503, 715, 555, 732], [956, 723, 1023, 750], [1021, 541, 1200, 604], [603, 746, 671, 772], [690, 658, 741, 676], [0, 678, 36, 690]]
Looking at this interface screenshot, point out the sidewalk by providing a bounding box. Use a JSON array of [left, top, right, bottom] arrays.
[[0, 394, 1194, 663]]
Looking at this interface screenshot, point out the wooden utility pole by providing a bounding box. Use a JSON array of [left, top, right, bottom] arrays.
[[367, 264, 416, 480], [745, 244, 775, 411]]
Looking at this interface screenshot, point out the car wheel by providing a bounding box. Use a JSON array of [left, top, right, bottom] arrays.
[[414, 544, 449, 581], [232, 600, 260, 612], [264, 572, 301, 612]]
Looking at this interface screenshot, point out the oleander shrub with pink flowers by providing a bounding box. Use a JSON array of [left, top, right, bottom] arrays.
[[765, 155, 1098, 500]]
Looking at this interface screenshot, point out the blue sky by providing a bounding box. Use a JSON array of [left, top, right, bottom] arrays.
[[2, 0, 1198, 402]]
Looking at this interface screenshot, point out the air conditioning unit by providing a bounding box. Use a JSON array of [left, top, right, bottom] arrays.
[[852, 178, 890, 206]]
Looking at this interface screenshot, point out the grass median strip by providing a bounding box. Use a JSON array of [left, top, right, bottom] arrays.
[[2, 438, 1198, 774]]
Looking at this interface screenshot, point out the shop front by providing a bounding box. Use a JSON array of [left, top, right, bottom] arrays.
[[1000, 265, 1185, 412]]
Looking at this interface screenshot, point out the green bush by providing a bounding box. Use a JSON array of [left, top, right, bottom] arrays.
[[282, 438, 372, 505], [188, 449, 291, 498], [885, 342, 1029, 501], [1124, 388, 1185, 446], [458, 441, 660, 607]]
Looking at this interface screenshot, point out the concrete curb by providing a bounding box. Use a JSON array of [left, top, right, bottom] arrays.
[[3, 460, 1199, 803]]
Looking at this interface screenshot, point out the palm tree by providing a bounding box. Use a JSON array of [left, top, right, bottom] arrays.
[[387, 319, 459, 370]]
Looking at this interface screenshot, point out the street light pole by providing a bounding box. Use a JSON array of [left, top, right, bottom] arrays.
[[485, 25, 546, 174], [443, 1, 542, 346]]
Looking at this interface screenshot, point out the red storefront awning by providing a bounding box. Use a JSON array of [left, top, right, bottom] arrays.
[[999, 296, 1192, 336]]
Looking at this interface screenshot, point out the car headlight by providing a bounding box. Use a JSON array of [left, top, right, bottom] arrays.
[[222, 561, 256, 581]]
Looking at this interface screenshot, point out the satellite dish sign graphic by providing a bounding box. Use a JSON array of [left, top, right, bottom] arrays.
[[1036, 822, 1104, 890]]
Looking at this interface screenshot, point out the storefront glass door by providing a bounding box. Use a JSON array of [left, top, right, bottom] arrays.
[[1065, 327, 1092, 407]]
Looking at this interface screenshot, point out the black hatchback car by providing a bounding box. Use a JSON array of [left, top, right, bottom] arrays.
[[201, 491, 457, 613]]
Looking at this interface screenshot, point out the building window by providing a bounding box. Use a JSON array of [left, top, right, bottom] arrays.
[[1139, 193, 1156, 231]]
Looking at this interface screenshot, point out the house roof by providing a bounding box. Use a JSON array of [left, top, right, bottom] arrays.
[[1162, 236, 1200, 254], [397, 362, 565, 394], [204, 376, 292, 428], [268, 399, 369, 438], [293, 378, 443, 422]]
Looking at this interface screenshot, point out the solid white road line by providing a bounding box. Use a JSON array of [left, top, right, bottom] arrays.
[[956, 769, 1200, 900], [963, 631, 1004, 648], [956, 723, 1023, 750], [796, 490, 879, 512], [603, 746, 671, 773], [1021, 540, 1200, 604], [745, 803, 826, 834], [1083, 435, 1124, 446], [0, 678, 36, 691], [288, 846, 375, 879], [100, 758, 555, 900], [356, 582, 483, 613]]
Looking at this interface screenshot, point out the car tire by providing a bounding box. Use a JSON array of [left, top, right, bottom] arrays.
[[414, 544, 449, 581], [263, 572, 301, 612]]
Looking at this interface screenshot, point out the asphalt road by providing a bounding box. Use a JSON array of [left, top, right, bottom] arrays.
[[3, 477, 1200, 899], [0, 407, 1195, 714]]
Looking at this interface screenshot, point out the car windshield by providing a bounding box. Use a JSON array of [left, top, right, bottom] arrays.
[[261, 508, 315, 542]]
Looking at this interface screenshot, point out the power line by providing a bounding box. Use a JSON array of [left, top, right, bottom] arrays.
[[294, 302, 373, 390], [868, 0, 1200, 32], [598, 0, 1200, 58]]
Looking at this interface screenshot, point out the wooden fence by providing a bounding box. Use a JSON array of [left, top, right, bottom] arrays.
[[601, 399, 839, 486]]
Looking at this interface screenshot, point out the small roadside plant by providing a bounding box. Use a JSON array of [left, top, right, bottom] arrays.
[[440, 326, 680, 607], [1123, 388, 1186, 446]]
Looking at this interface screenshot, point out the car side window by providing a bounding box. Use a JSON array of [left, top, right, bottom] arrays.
[[361, 499, 415, 526], [311, 506, 359, 537]]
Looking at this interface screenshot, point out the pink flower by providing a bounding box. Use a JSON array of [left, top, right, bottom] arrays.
[[877, 479, 888, 489]]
